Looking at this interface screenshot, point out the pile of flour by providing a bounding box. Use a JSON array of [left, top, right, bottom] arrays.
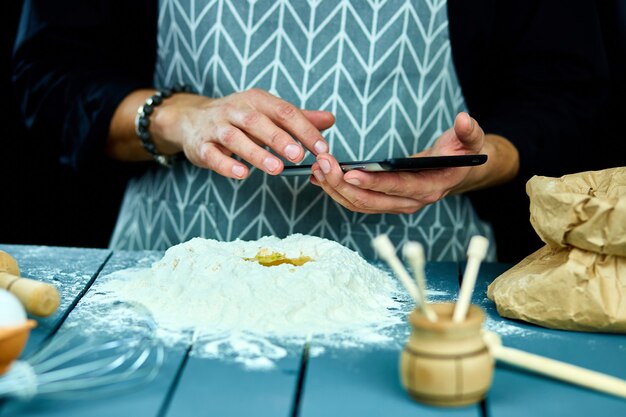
[[87, 235, 406, 369]]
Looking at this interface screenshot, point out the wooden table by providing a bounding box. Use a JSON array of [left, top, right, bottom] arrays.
[[1, 244, 625, 417]]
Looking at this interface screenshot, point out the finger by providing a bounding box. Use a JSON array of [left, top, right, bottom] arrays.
[[227, 107, 305, 163], [316, 171, 424, 214], [344, 170, 447, 204], [213, 123, 284, 175], [314, 155, 421, 213], [344, 170, 415, 196], [311, 155, 374, 212], [453, 112, 483, 153], [197, 142, 249, 179], [302, 110, 335, 131], [252, 90, 330, 155], [312, 162, 365, 211]]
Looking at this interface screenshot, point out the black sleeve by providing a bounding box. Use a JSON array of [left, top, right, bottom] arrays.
[[594, 0, 626, 170], [448, 0, 609, 261], [12, 0, 157, 172]]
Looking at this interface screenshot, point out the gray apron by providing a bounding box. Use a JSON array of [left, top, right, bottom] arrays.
[[110, 0, 496, 261]]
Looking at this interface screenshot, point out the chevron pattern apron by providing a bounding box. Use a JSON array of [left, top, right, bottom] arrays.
[[110, 0, 496, 261]]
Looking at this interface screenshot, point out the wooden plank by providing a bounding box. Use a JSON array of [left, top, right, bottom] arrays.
[[474, 263, 626, 417], [164, 355, 303, 417], [299, 262, 482, 417], [0, 244, 111, 357], [1, 250, 189, 417]]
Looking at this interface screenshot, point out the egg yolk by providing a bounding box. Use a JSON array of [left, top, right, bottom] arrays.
[[244, 249, 313, 267]]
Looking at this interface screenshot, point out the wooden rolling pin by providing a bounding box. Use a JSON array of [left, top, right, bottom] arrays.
[[0, 250, 60, 317], [483, 331, 626, 399]]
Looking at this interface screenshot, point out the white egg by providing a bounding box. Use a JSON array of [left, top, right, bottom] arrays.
[[0, 289, 27, 326]]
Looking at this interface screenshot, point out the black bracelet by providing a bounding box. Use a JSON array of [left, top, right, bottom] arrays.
[[134, 84, 193, 167]]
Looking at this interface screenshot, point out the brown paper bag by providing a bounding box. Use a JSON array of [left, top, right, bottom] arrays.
[[528, 168, 626, 256], [488, 167, 626, 333], [488, 245, 626, 332]]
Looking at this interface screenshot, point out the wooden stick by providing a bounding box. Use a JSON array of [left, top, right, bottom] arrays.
[[483, 331, 626, 399], [453, 235, 489, 322], [0, 273, 60, 317], [0, 251, 60, 318], [372, 235, 433, 320], [402, 242, 437, 322]]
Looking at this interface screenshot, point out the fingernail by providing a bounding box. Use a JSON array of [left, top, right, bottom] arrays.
[[264, 157, 280, 172], [345, 177, 360, 186], [467, 113, 473, 129], [313, 169, 325, 182], [285, 144, 301, 161], [314, 140, 328, 154], [319, 158, 331, 174], [232, 164, 245, 178]]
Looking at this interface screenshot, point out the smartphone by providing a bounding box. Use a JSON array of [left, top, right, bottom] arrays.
[[280, 154, 488, 176]]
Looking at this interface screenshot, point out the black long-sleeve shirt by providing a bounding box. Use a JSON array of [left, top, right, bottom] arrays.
[[12, 0, 612, 260]]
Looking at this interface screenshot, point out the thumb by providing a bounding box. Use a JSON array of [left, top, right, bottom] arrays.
[[453, 112, 483, 153]]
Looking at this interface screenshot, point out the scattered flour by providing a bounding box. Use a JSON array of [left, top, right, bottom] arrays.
[[82, 235, 407, 369], [484, 316, 534, 338]]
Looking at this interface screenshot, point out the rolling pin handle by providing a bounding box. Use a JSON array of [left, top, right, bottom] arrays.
[[0, 251, 60, 317]]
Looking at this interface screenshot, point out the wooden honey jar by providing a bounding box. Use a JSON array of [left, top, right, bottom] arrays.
[[400, 302, 493, 407]]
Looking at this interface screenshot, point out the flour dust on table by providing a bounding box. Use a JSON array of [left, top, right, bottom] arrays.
[[78, 235, 412, 369]]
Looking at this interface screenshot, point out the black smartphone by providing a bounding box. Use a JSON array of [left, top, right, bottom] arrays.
[[280, 154, 488, 176]]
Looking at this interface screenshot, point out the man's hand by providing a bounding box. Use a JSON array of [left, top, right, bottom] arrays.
[[309, 112, 519, 214], [107, 88, 335, 179]]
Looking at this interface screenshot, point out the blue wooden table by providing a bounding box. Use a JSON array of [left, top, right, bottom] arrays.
[[1, 244, 625, 417]]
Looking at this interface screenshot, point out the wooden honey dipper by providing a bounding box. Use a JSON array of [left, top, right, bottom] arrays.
[[0, 251, 60, 317]]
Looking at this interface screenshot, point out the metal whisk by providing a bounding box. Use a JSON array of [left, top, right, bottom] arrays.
[[0, 330, 164, 401]]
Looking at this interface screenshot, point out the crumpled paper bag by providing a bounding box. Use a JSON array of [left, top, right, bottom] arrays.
[[488, 167, 626, 333], [528, 168, 626, 256], [488, 245, 626, 332]]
